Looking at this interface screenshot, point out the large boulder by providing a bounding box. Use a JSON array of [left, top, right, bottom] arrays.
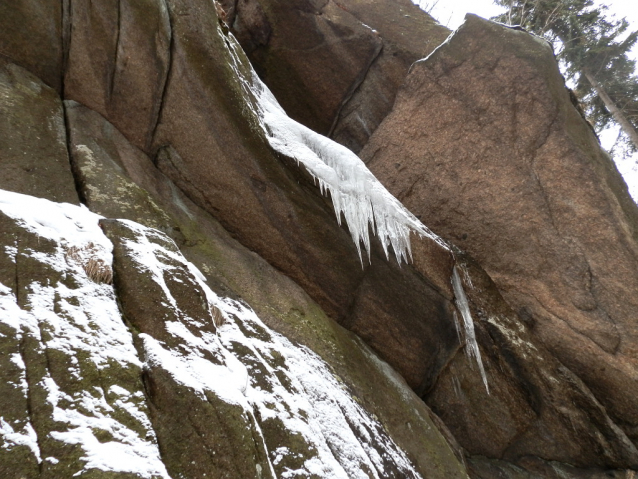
[[223, 0, 450, 151], [362, 13, 638, 448], [0, 60, 78, 204]]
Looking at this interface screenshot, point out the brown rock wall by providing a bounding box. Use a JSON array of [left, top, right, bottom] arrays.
[[362, 13, 638, 451], [64, 0, 171, 151], [0, 60, 78, 204], [0, 0, 64, 92], [225, 0, 450, 151]]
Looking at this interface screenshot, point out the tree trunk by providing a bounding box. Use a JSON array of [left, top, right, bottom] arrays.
[[584, 70, 638, 151]]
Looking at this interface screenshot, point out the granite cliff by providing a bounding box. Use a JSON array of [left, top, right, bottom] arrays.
[[1, 1, 637, 478]]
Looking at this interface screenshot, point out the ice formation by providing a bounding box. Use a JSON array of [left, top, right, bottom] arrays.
[[451, 265, 489, 393], [223, 35, 490, 393], [226, 38, 445, 264]]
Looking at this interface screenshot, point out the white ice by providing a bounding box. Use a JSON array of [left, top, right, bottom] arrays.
[[451, 265, 489, 393], [225, 37, 446, 264]]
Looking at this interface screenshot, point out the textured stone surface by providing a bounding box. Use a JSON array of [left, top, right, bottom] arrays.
[[102, 218, 470, 478], [3, 1, 638, 477], [0, 211, 158, 478], [0, 0, 63, 92], [469, 455, 638, 479], [224, 0, 450, 151], [426, 252, 638, 469], [223, 0, 382, 137], [64, 101, 174, 232], [326, 0, 451, 152], [0, 60, 78, 204], [102, 219, 275, 479], [67, 105, 468, 477], [64, 0, 170, 151], [150, 0, 460, 392], [363, 14, 638, 448]]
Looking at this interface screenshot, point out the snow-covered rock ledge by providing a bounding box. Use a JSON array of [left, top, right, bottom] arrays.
[[0, 190, 467, 478]]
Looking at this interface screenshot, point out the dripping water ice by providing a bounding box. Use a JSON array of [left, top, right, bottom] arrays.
[[226, 37, 444, 264], [225, 34, 488, 390], [452, 265, 489, 393]]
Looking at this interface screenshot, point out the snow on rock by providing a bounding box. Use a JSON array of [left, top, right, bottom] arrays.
[[217, 297, 422, 479], [0, 189, 112, 261], [226, 37, 446, 264], [106, 215, 423, 478], [0, 189, 170, 478]]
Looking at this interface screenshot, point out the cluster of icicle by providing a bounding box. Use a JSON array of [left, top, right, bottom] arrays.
[[226, 34, 488, 390], [231, 47, 440, 263]]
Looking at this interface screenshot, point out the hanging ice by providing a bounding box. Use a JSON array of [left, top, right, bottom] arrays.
[[451, 265, 489, 394], [226, 38, 444, 264], [224, 35, 489, 391]]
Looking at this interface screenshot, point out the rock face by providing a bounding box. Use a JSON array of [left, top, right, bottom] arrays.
[[363, 12, 638, 456], [0, 189, 467, 478], [223, 0, 450, 151], [64, 0, 171, 151], [2, 1, 638, 478], [0, 60, 78, 204], [0, 0, 64, 92], [427, 252, 638, 469]]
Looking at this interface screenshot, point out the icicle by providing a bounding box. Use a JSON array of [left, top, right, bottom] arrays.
[[451, 265, 489, 394], [452, 310, 462, 344], [225, 33, 447, 264]]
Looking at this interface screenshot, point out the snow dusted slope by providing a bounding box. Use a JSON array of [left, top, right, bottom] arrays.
[[0, 189, 435, 478], [103, 217, 425, 479], [0, 190, 169, 478], [218, 299, 421, 479]]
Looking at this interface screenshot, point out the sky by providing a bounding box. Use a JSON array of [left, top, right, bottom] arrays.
[[412, 0, 638, 201], [417, 0, 638, 40]]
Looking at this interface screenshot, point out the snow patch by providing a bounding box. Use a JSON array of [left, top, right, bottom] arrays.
[[0, 189, 170, 479], [0, 417, 41, 462], [0, 190, 111, 261]]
